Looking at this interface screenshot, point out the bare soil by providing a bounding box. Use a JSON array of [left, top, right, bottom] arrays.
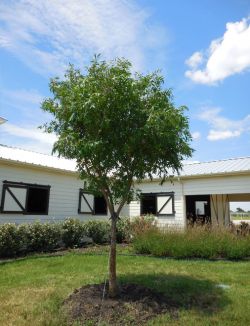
[[63, 283, 178, 325]]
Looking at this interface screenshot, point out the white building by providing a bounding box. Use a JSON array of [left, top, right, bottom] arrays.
[[0, 144, 250, 227]]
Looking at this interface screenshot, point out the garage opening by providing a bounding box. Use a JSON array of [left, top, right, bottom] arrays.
[[228, 194, 250, 223]]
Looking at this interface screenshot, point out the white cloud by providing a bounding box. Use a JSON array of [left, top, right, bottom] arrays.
[[2, 89, 43, 106], [207, 130, 241, 141], [0, 123, 56, 154], [198, 107, 250, 141], [191, 131, 201, 140], [185, 52, 203, 69], [0, 0, 167, 77], [0, 88, 50, 125], [185, 17, 250, 84]]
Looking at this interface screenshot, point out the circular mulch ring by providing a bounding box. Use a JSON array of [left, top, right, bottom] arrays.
[[63, 283, 178, 325]]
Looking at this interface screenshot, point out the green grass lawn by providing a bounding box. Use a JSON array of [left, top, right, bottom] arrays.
[[0, 248, 249, 326]]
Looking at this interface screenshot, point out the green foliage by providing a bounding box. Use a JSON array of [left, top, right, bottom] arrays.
[[41, 56, 193, 213], [0, 223, 26, 257], [62, 218, 86, 248], [83, 220, 110, 244], [133, 226, 250, 259], [25, 222, 62, 252], [116, 217, 131, 243], [0, 218, 131, 258]]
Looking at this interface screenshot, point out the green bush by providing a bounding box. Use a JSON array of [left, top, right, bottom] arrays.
[[0, 223, 26, 257], [83, 220, 110, 244], [25, 222, 61, 252], [62, 218, 86, 248], [116, 217, 131, 243], [0, 218, 133, 258], [133, 226, 250, 259]]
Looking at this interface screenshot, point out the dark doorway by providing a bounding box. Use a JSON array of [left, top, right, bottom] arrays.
[[186, 195, 211, 225]]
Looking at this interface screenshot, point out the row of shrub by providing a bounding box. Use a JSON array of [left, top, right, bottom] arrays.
[[0, 215, 156, 258], [133, 226, 250, 260], [0, 218, 128, 258]]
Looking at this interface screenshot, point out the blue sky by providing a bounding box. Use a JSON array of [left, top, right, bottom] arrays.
[[0, 0, 250, 162]]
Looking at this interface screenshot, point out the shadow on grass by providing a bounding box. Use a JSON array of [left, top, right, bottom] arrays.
[[119, 273, 231, 315]]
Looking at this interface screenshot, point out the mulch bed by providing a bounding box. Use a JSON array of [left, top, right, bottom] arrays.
[[63, 283, 178, 325]]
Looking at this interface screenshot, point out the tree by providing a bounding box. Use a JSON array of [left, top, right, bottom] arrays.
[[41, 56, 193, 297], [236, 207, 245, 213]]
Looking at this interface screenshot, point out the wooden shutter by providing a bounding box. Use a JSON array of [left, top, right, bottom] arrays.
[[1, 184, 27, 213], [157, 193, 174, 216], [78, 190, 94, 214]]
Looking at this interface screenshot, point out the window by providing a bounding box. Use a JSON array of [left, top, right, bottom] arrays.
[[0, 181, 50, 215], [78, 189, 107, 215], [195, 201, 207, 215], [141, 192, 175, 216], [141, 194, 157, 215]]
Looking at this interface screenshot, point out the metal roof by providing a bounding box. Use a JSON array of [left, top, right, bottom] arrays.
[[0, 144, 250, 177], [180, 157, 250, 177], [0, 144, 76, 172]]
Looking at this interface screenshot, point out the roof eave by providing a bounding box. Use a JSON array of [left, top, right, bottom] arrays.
[[0, 158, 77, 176]]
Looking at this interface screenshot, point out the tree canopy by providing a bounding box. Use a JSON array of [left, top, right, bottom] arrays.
[[42, 57, 193, 213], [42, 56, 193, 296]]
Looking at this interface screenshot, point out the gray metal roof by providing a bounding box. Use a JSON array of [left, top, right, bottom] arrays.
[[0, 144, 250, 177], [180, 157, 250, 177], [0, 144, 76, 172]]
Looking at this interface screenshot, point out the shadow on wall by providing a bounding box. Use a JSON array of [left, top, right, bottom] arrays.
[[119, 273, 231, 315]]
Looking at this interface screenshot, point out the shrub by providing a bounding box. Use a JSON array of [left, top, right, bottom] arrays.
[[133, 226, 250, 259], [0, 223, 26, 257], [62, 218, 86, 248], [116, 217, 131, 243], [25, 222, 61, 252], [229, 222, 250, 237], [129, 215, 157, 238], [83, 220, 110, 244]]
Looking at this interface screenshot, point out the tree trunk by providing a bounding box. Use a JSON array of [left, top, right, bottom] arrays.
[[109, 213, 119, 297]]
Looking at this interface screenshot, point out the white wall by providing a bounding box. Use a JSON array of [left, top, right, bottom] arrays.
[[183, 174, 250, 195], [128, 179, 185, 229], [0, 162, 128, 224]]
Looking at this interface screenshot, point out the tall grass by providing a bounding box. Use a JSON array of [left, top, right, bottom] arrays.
[[133, 226, 250, 259]]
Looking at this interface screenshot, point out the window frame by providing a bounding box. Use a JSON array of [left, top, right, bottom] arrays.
[[140, 192, 175, 217], [0, 181, 50, 215], [78, 189, 108, 215]]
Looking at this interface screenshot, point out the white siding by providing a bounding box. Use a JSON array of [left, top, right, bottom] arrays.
[[0, 162, 113, 224], [183, 175, 250, 195], [129, 180, 185, 229]]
